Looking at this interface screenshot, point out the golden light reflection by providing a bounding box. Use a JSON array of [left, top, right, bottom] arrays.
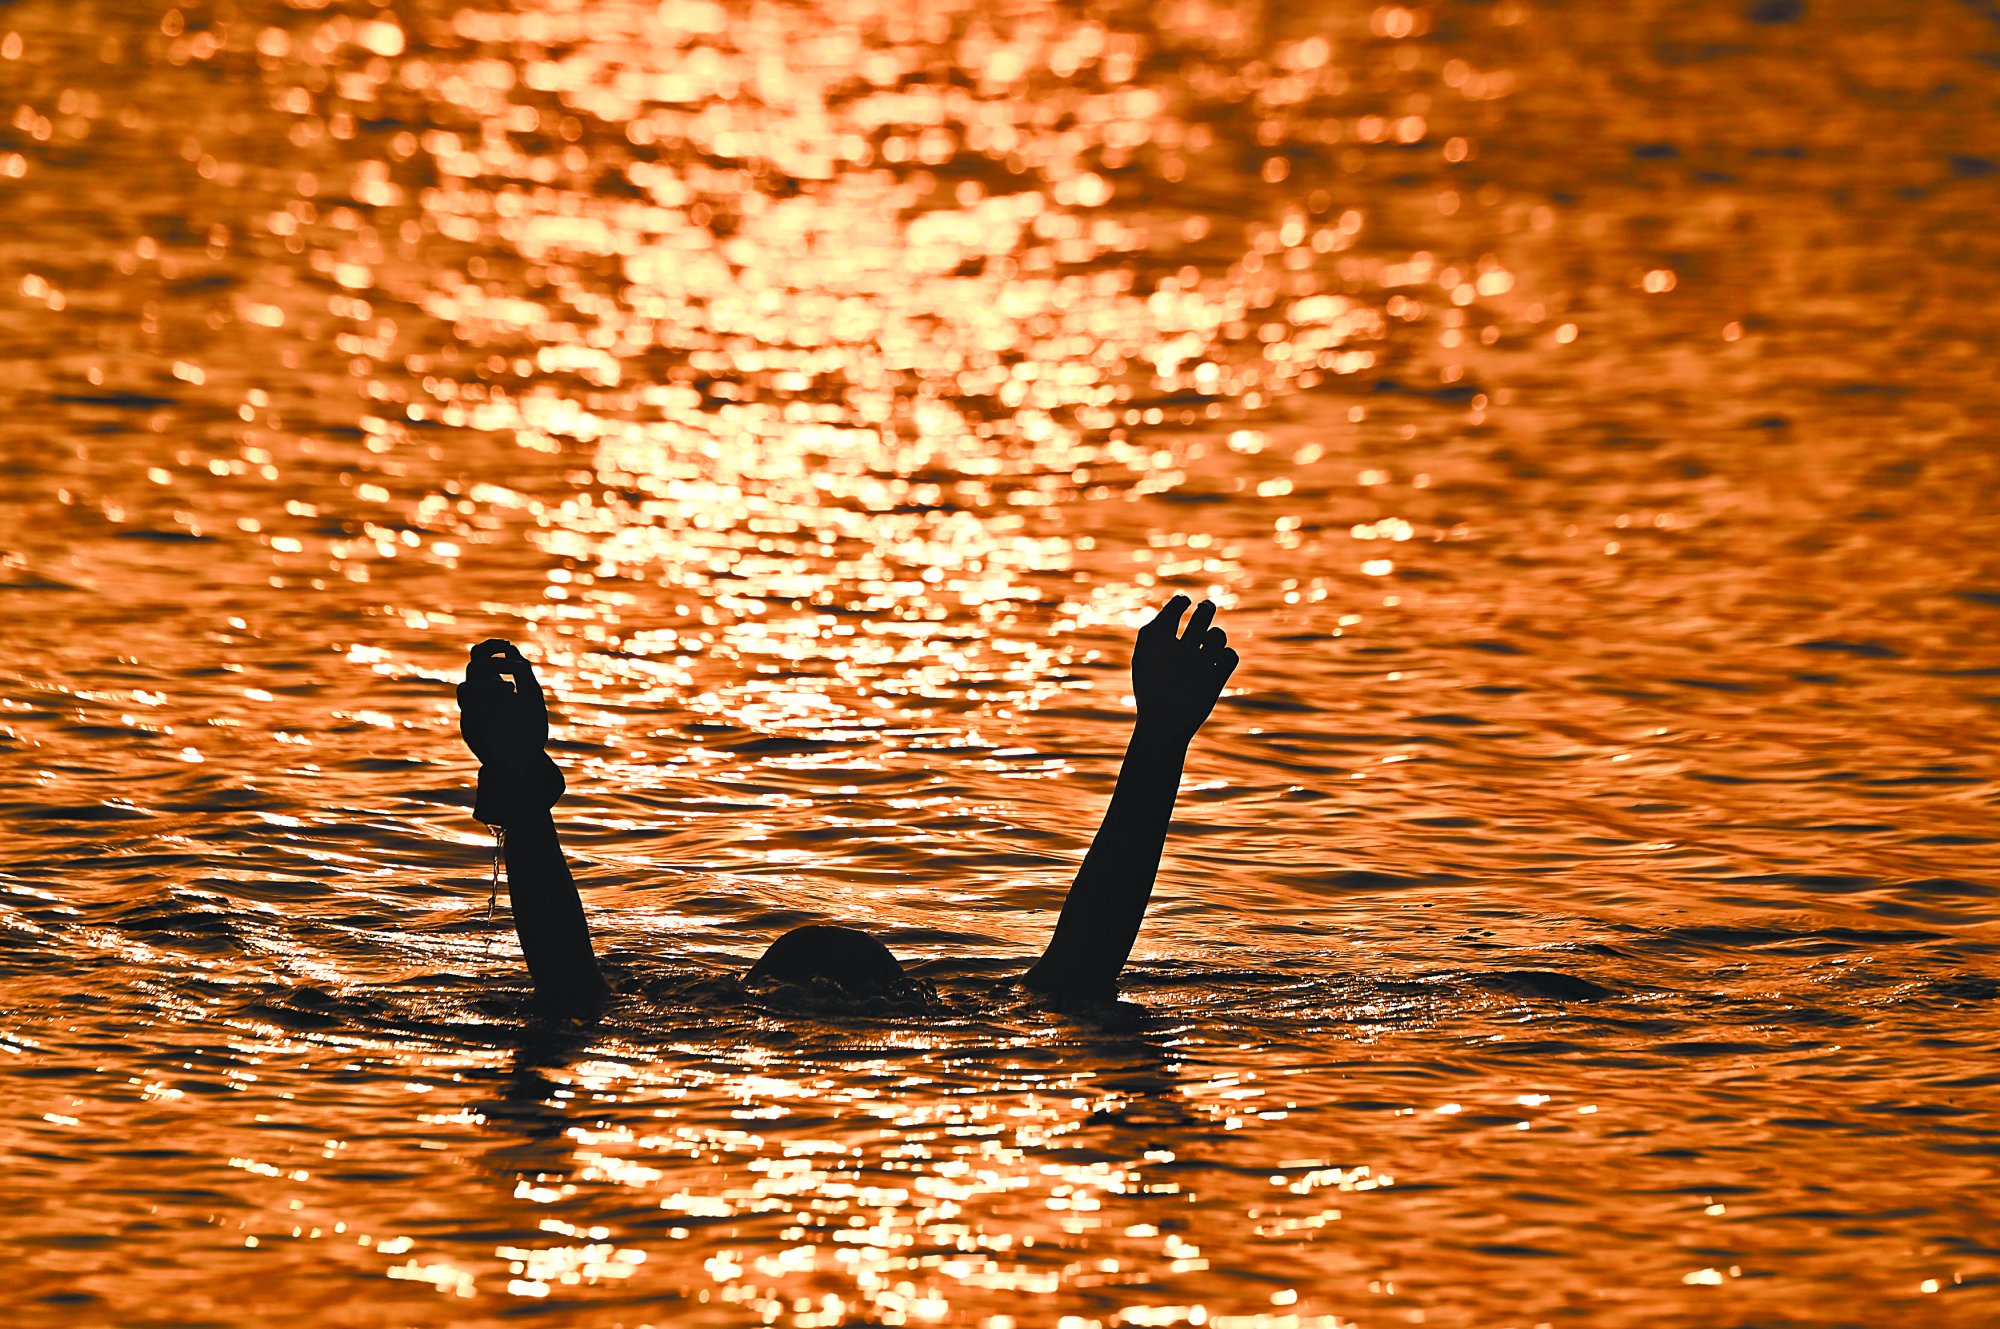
[[24, 0, 1997, 1324], [481, 1039, 1384, 1325], [202, 0, 1529, 741], [0, 0, 1513, 1313]]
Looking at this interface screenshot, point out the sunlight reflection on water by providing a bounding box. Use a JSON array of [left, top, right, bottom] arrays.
[[3, 0, 2000, 1324]]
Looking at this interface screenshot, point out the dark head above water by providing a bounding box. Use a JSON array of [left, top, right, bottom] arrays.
[[745, 925, 908, 997]]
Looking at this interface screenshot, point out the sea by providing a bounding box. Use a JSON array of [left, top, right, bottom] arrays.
[[3, 0, 1999, 1324]]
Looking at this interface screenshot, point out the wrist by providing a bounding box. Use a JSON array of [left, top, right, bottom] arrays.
[[472, 751, 565, 828], [498, 808, 557, 835], [1129, 719, 1192, 754]]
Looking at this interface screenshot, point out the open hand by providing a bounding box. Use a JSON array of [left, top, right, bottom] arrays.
[[1131, 595, 1239, 742]]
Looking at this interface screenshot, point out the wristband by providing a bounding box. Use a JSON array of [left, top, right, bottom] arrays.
[[472, 752, 565, 828]]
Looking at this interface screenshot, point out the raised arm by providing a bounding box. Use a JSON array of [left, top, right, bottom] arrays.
[[458, 640, 607, 1015], [1023, 596, 1239, 1001]]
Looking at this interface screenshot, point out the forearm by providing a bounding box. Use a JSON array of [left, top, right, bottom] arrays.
[[1024, 722, 1190, 997], [498, 811, 607, 1011]]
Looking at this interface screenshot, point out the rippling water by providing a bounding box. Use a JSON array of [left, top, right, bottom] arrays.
[[5, 0, 2000, 1324]]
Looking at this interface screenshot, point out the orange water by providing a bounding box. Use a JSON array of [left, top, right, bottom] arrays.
[[4, 1, 2000, 1325]]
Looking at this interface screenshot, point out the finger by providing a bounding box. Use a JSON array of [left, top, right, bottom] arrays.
[[1183, 600, 1218, 643], [1142, 594, 1192, 637], [457, 682, 496, 743], [1216, 646, 1240, 683], [1204, 626, 1228, 652], [468, 640, 509, 673], [457, 679, 509, 717], [515, 660, 548, 707]]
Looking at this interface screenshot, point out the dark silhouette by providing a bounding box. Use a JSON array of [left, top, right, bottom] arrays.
[[457, 595, 1239, 1015]]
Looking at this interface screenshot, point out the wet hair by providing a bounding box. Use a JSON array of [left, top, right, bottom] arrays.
[[745, 924, 908, 997]]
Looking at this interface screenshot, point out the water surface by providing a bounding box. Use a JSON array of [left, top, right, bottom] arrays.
[[4, 0, 2000, 1324]]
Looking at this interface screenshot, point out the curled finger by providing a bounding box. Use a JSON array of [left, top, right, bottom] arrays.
[[1142, 593, 1192, 637], [1183, 599, 1218, 643]]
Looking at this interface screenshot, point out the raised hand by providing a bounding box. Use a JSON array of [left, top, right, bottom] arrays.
[[453, 640, 602, 1009], [1131, 595, 1239, 743], [457, 639, 550, 764], [1024, 594, 1240, 999], [457, 639, 563, 826]]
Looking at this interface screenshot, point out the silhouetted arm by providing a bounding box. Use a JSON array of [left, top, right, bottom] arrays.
[[1024, 596, 1239, 1001], [458, 640, 607, 1014], [494, 810, 608, 1012]]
